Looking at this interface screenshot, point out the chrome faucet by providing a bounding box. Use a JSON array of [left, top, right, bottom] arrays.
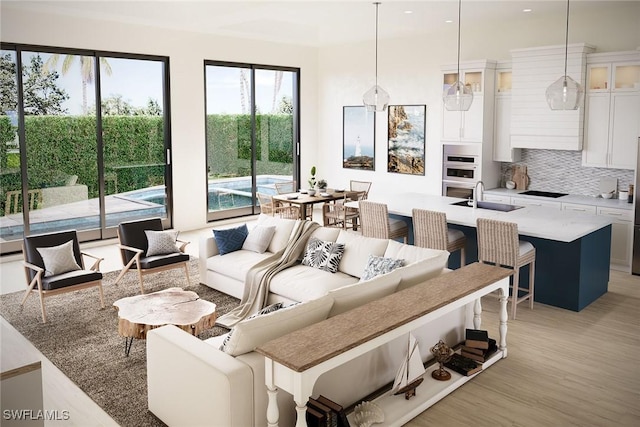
[[473, 180, 485, 209]]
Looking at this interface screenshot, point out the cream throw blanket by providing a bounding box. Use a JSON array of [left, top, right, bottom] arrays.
[[216, 219, 320, 328]]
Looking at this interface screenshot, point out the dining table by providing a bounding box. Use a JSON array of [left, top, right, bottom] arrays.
[[272, 189, 361, 220]]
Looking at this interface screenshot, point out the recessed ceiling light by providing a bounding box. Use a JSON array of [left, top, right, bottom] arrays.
[[445, 19, 453, 23], [404, 10, 413, 14], [523, 8, 532, 13]]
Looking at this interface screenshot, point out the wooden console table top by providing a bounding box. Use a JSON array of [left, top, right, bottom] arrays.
[[256, 262, 512, 372]]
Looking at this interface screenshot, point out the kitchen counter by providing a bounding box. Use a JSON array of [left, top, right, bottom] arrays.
[[356, 192, 612, 312], [484, 187, 633, 210], [363, 192, 612, 243]]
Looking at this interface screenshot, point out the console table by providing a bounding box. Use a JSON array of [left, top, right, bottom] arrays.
[[256, 263, 512, 427]]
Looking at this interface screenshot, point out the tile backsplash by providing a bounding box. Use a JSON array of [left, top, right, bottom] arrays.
[[501, 149, 635, 197]]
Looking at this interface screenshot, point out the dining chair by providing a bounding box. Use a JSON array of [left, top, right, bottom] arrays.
[[349, 180, 372, 199], [359, 200, 409, 243], [322, 194, 360, 230], [412, 208, 466, 267], [21, 229, 105, 323], [257, 192, 300, 219], [274, 180, 297, 195], [476, 218, 536, 320]]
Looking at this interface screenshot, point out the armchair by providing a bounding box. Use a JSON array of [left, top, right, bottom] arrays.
[[21, 230, 104, 323], [114, 218, 190, 294]]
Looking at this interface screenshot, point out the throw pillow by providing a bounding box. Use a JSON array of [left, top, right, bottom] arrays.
[[220, 302, 284, 353], [145, 230, 180, 256], [360, 255, 405, 281], [301, 237, 345, 274], [242, 225, 276, 254], [36, 240, 82, 277], [213, 224, 249, 255]]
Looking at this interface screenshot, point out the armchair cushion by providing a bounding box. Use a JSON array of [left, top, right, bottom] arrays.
[[138, 253, 190, 270], [41, 269, 102, 291], [36, 240, 81, 277], [145, 230, 180, 256]]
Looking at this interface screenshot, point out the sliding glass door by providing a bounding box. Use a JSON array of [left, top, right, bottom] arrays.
[[0, 44, 171, 254], [204, 62, 299, 221]]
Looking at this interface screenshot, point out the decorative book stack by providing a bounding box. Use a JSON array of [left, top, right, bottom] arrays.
[[306, 395, 350, 427], [461, 328, 498, 363], [442, 329, 488, 376]]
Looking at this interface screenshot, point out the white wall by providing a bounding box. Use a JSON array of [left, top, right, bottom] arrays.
[[0, 5, 319, 232], [315, 1, 640, 198]]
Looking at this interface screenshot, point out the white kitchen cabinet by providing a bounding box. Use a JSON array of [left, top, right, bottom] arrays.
[[441, 60, 496, 144], [597, 206, 633, 269], [510, 196, 562, 210], [483, 193, 511, 204], [561, 203, 597, 214], [510, 44, 595, 150], [583, 53, 640, 170], [493, 65, 521, 162]]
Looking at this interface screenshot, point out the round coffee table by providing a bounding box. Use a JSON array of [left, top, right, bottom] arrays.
[[113, 287, 216, 356]]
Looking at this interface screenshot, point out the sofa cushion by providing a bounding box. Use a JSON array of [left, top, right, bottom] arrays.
[[269, 265, 358, 302], [220, 295, 334, 356], [301, 237, 345, 273], [213, 224, 249, 255], [219, 302, 284, 352], [335, 231, 389, 278], [256, 214, 298, 253], [242, 225, 276, 254], [328, 269, 402, 317], [145, 230, 180, 256], [206, 250, 273, 283], [308, 227, 341, 244], [383, 240, 446, 264], [360, 255, 404, 281], [394, 250, 451, 291], [36, 240, 81, 277]]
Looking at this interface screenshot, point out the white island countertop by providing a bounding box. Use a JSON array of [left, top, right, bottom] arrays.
[[357, 192, 613, 243]]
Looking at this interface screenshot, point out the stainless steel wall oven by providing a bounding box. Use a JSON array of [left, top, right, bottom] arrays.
[[442, 144, 481, 199]]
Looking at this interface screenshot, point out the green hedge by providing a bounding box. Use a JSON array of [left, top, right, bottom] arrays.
[[1, 114, 294, 215]]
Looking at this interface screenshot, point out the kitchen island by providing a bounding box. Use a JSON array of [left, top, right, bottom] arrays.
[[354, 192, 613, 311]]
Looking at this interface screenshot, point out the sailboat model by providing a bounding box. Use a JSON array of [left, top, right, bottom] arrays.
[[391, 333, 425, 400]]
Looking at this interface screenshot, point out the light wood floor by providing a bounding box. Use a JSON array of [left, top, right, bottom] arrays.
[[2, 223, 639, 426]]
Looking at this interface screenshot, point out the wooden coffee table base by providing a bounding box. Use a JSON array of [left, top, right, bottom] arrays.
[[113, 287, 216, 356]]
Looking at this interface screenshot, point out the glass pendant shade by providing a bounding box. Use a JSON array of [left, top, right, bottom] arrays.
[[545, 75, 583, 110], [363, 84, 390, 112], [443, 81, 473, 111]]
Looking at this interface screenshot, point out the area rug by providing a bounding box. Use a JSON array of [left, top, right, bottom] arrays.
[[0, 258, 240, 427]]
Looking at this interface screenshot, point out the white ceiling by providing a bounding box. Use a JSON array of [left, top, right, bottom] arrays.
[[2, 0, 625, 47]]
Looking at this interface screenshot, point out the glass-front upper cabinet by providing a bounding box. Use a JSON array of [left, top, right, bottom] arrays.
[[587, 51, 640, 92]]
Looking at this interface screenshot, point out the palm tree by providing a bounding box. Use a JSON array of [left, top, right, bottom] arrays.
[[43, 54, 112, 115]]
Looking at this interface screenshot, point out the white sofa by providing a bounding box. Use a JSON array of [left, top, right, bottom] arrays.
[[148, 215, 470, 427]]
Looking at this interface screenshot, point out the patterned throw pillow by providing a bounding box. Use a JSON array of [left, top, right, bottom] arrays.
[[301, 237, 345, 274], [242, 225, 276, 254], [360, 255, 405, 281], [213, 224, 249, 255], [145, 230, 180, 256], [220, 302, 284, 353], [36, 240, 82, 277]]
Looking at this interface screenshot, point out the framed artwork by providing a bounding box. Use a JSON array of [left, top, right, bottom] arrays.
[[343, 106, 375, 170], [387, 105, 426, 175]]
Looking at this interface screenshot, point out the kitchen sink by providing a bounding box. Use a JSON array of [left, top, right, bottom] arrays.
[[450, 200, 523, 212]]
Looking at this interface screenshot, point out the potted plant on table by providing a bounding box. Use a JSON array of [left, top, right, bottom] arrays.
[[317, 179, 327, 191], [307, 166, 317, 196]]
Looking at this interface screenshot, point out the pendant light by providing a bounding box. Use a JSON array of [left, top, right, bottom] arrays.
[[545, 0, 583, 110], [363, 2, 390, 112], [443, 0, 473, 111]]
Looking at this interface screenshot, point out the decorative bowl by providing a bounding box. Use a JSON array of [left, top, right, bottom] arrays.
[[601, 192, 613, 199], [307, 189, 317, 196], [506, 181, 516, 190]]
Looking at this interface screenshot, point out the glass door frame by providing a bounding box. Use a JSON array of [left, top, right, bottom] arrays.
[[204, 60, 301, 222], [0, 42, 173, 254]]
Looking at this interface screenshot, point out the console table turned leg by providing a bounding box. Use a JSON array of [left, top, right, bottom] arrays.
[[295, 403, 308, 427], [266, 385, 279, 427], [498, 288, 509, 358], [473, 298, 482, 329]]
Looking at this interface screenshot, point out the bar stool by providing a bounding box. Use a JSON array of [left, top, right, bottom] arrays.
[[476, 218, 535, 320], [412, 208, 466, 267], [359, 200, 408, 243]]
